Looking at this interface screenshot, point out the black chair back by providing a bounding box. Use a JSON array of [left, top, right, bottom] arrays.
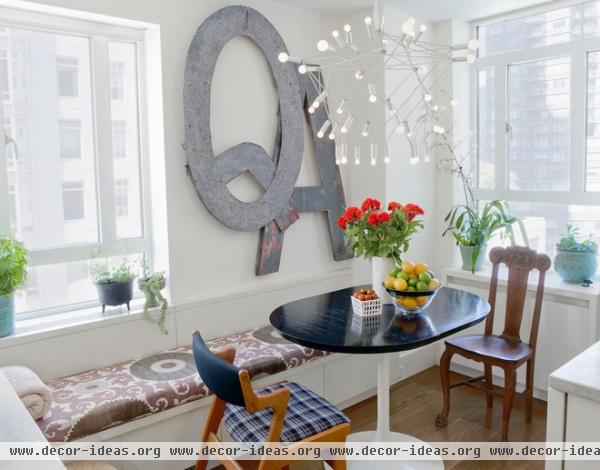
[[192, 332, 246, 407]]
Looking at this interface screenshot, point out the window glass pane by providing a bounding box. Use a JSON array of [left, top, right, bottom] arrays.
[[478, 4, 583, 56], [484, 202, 600, 261], [508, 57, 570, 191], [587, 50, 600, 191], [477, 68, 495, 189], [2, 27, 99, 249], [110, 41, 143, 239]]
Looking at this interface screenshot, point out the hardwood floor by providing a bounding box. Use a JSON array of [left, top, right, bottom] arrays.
[[296, 366, 547, 470]]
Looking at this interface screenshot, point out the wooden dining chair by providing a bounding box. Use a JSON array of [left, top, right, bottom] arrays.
[[435, 246, 551, 441], [192, 331, 350, 470]]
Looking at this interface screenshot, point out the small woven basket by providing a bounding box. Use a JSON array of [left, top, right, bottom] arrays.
[[351, 296, 382, 317]]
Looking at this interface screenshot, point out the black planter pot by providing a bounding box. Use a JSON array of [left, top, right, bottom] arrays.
[[95, 280, 134, 313]]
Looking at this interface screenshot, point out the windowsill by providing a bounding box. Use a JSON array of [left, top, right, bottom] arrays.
[[445, 265, 600, 301], [0, 299, 166, 349]]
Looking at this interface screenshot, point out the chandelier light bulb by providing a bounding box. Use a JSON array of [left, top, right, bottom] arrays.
[[409, 156, 420, 165], [317, 39, 335, 53], [466, 53, 476, 64], [336, 98, 347, 115], [335, 158, 341, 165], [311, 99, 320, 109], [328, 130, 336, 140], [368, 84, 377, 103], [384, 144, 390, 164], [433, 124, 446, 134], [468, 39, 479, 50], [364, 16, 373, 38], [298, 63, 307, 74], [424, 154, 431, 162], [432, 104, 439, 111], [402, 18, 415, 35], [370, 158, 377, 166], [317, 120, 331, 139], [308, 105, 315, 114], [420, 24, 427, 33], [384, 156, 391, 164], [343, 24, 352, 33], [354, 70, 365, 80], [332, 30, 344, 47], [424, 93, 432, 102], [419, 65, 428, 74], [361, 121, 370, 138], [396, 123, 405, 134], [278, 52, 289, 63], [354, 146, 360, 165], [341, 155, 348, 165], [340, 115, 354, 134], [364, 16, 372, 25], [450, 98, 458, 107]]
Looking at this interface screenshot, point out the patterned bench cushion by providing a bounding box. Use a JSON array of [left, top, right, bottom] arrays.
[[37, 326, 330, 442]]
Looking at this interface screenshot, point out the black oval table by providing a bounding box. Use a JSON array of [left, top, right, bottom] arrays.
[[270, 286, 490, 470]]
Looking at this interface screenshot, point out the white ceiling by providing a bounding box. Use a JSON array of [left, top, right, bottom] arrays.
[[276, 0, 553, 21]]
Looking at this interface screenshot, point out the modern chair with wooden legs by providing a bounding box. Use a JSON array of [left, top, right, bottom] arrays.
[[192, 331, 350, 470], [435, 246, 551, 441]]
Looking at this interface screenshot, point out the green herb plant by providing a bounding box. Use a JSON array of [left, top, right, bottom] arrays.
[[138, 254, 168, 334], [557, 224, 598, 253], [0, 236, 30, 297]]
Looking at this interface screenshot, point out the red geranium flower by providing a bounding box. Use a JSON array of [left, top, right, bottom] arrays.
[[361, 197, 381, 212], [388, 201, 402, 212], [343, 206, 363, 223], [377, 212, 391, 224], [337, 215, 348, 230], [402, 203, 425, 222], [367, 212, 380, 226]]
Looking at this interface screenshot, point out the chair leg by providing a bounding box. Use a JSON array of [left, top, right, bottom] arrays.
[[436, 349, 454, 427], [484, 364, 494, 408], [525, 359, 534, 423], [501, 366, 517, 442]]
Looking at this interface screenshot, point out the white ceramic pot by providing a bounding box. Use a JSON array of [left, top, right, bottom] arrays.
[[371, 256, 395, 304]]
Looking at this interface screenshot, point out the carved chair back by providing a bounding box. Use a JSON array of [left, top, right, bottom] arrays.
[[485, 246, 552, 350]]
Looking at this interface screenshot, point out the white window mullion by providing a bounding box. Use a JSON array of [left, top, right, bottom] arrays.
[[0, 102, 9, 234], [494, 62, 507, 190], [571, 50, 586, 192], [92, 36, 117, 246]]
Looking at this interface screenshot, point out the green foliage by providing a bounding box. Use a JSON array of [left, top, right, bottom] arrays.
[[89, 255, 136, 284], [558, 224, 598, 253], [443, 200, 528, 272], [138, 253, 168, 334], [345, 209, 423, 265], [0, 236, 30, 297]]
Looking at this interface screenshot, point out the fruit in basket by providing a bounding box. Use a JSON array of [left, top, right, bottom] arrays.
[[354, 288, 378, 301], [386, 260, 441, 292]]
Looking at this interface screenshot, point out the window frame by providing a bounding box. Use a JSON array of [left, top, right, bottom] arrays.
[[0, 6, 154, 319], [470, 2, 600, 207]]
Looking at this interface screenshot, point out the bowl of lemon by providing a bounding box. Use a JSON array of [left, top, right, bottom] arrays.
[[383, 261, 441, 317]]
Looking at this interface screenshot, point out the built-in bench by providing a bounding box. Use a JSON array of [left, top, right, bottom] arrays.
[[38, 325, 331, 443]]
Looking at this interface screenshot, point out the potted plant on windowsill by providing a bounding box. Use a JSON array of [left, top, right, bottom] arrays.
[[138, 254, 168, 334], [338, 198, 425, 302], [0, 236, 29, 337], [443, 199, 528, 272], [89, 256, 136, 313], [554, 224, 597, 284]]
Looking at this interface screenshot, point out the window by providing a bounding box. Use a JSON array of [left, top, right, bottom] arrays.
[[473, 0, 600, 257], [62, 181, 85, 221], [0, 11, 150, 319], [56, 56, 79, 97], [115, 178, 129, 217], [110, 61, 125, 100], [58, 119, 82, 159]]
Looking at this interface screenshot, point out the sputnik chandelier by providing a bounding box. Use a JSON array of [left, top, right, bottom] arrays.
[[277, 5, 479, 167]]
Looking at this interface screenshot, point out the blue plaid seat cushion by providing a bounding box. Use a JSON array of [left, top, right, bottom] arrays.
[[224, 381, 349, 443]]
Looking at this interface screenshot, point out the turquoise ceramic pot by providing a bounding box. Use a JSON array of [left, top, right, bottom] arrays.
[[0, 295, 15, 338], [554, 247, 597, 284]]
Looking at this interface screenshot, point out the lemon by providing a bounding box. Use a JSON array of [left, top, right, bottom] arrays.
[[428, 278, 441, 290], [393, 278, 408, 291], [401, 260, 414, 274], [414, 262, 429, 275], [403, 298, 418, 309], [416, 296, 428, 306], [384, 276, 396, 289]]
